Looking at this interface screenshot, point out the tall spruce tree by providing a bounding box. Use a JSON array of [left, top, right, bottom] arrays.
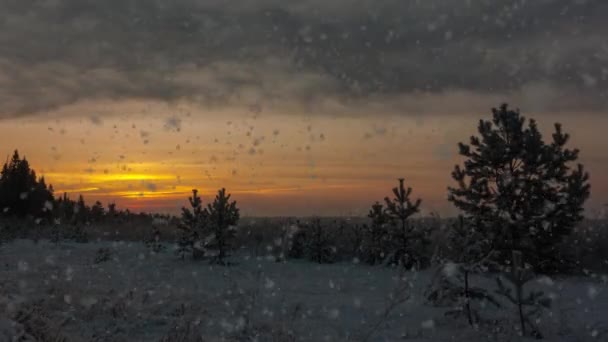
[[448, 104, 590, 273]]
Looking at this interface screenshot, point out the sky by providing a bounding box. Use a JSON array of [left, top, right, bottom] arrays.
[[0, 0, 607, 216]]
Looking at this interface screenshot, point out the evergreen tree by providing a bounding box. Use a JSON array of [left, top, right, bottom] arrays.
[[206, 188, 239, 264], [288, 220, 307, 259], [74, 195, 89, 224], [0, 150, 54, 219], [29, 176, 54, 222], [107, 202, 117, 221], [90, 200, 105, 221], [495, 250, 551, 338], [177, 189, 206, 260], [305, 218, 336, 264], [348, 223, 366, 260], [383, 178, 423, 268], [145, 225, 165, 253], [448, 104, 590, 273], [55, 192, 76, 223], [362, 202, 390, 265], [426, 216, 499, 326]]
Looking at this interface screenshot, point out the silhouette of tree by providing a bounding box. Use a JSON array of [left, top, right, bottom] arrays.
[[177, 189, 206, 260], [383, 178, 423, 268], [448, 104, 590, 273], [75, 195, 89, 224], [305, 218, 336, 264], [90, 201, 105, 221], [206, 188, 239, 264], [426, 216, 498, 326], [55, 192, 76, 223], [362, 202, 390, 265], [0, 150, 54, 219]]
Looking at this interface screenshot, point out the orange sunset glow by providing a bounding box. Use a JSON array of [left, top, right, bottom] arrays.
[[1, 99, 607, 217], [1, 0, 607, 217]]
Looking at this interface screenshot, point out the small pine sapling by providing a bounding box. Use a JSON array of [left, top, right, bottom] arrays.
[[383, 178, 423, 268], [349, 223, 366, 261], [305, 218, 336, 264], [71, 224, 89, 243], [205, 188, 239, 265], [427, 216, 500, 326], [495, 250, 551, 338], [274, 224, 300, 262], [145, 225, 165, 253], [362, 202, 390, 265], [50, 222, 62, 245], [176, 189, 206, 260], [288, 222, 307, 259]]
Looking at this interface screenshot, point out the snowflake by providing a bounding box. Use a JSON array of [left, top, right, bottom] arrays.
[[265, 278, 275, 290], [17, 261, 29, 272], [328, 308, 340, 319], [421, 319, 435, 329], [587, 286, 599, 300]]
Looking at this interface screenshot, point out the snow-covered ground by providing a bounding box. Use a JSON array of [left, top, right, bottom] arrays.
[[1, 239, 606, 341]]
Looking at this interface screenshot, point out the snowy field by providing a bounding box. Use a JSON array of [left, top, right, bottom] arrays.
[[1, 239, 607, 342]]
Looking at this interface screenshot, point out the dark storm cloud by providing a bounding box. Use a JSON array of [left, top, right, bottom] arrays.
[[0, 0, 607, 116]]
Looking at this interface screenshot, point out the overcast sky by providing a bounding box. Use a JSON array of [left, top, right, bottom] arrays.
[[1, 0, 607, 216]]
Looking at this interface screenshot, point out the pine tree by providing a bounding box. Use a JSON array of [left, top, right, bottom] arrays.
[[426, 216, 499, 326], [288, 220, 307, 259], [107, 202, 117, 222], [177, 189, 206, 260], [383, 178, 423, 268], [0, 150, 54, 219], [71, 195, 89, 242], [348, 223, 366, 260], [91, 201, 105, 221], [448, 104, 590, 273], [74, 195, 89, 224], [145, 225, 165, 253], [206, 188, 239, 264], [362, 202, 390, 265], [495, 250, 551, 338], [305, 218, 336, 264], [55, 192, 76, 223]]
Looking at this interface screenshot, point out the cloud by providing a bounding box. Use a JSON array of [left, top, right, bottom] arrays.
[[0, 0, 606, 117]]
